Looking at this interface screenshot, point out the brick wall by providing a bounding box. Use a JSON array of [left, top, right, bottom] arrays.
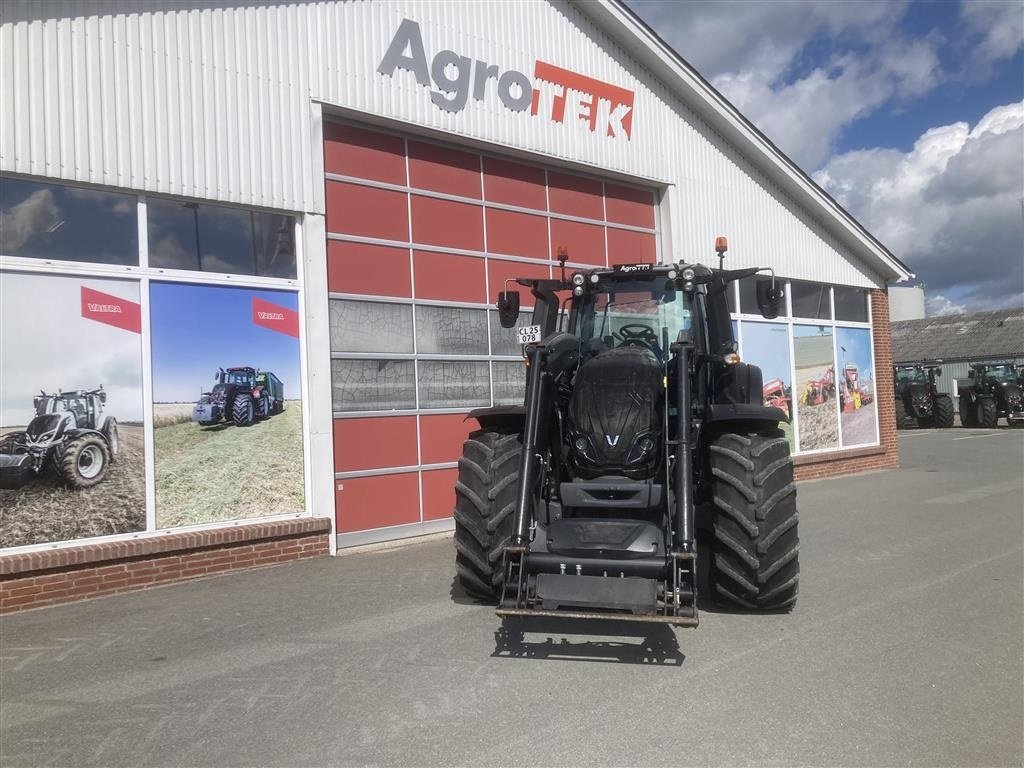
[[0, 518, 332, 614], [794, 288, 899, 481]]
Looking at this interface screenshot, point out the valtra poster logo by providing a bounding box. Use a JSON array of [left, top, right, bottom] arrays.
[[80, 286, 141, 333], [378, 19, 635, 141], [252, 297, 299, 338]]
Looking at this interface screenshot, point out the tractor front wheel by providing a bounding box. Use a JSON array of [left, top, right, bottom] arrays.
[[232, 394, 255, 427], [708, 428, 799, 611], [977, 398, 998, 428], [453, 429, 522, 601], [933, 395, 954, 428], [959, 396, 977, 427], [894, 397, 907, 429], [60, 435, 110, 489]]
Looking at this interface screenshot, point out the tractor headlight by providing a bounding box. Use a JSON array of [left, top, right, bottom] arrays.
[[681, 267, 695, 281], [573, 286, 584, 296], [589, 273, 600, 284], [572, 273, 585, 287]]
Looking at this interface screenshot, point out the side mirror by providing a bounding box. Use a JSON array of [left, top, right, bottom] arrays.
[[497, 291, 521, 328], [934, 369, 942, 377], [756, 278, 785, 319]]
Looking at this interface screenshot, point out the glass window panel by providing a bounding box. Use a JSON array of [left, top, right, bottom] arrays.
[[330, 299, 413, 353], [0, 176, 138, 265], [416, 305, 488, 355], [833, 285, 868, 323], [489, 308, 534, 356], [493, 361, 526, 405], [790, 280, 831, 320], [331, 359, 416, 411], [252, 212, 297, 279], [148, 198, 296, 278], [418, 361, 490, 408]]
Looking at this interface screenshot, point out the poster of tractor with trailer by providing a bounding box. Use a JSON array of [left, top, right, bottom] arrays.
[[150, 283, 304, 529]]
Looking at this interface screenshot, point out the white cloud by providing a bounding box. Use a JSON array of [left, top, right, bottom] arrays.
[[815, 101, 1024, 312], [925, 294, 967, 316], [959, 0, 1024, 78], [0, 189, 58, 250]]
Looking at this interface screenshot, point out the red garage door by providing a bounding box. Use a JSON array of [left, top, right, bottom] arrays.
[[324, 120, 660, 542]]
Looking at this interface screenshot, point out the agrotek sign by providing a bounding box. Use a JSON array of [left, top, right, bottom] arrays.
[[378, 19, 636, 141]]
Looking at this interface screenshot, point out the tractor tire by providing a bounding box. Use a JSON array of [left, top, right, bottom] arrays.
[[257, 395, 270, 420], [232, 394, 255, 427], [59, 434, 110, 489], [959, 396, 977, 427], [453, 429, 522, 601], [708, 429, 799, 611], [977, 398, 998, 428], [933, 395, 954, 428], [102, 417, 120, 463], [894, 397, 907, 429]]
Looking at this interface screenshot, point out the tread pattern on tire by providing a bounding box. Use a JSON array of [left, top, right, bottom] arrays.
[[708, 429, 799, 611], [894, 397, 907, 429], [977, 397, 998, 428], [232, 394, 254, 427], [60, 434, 110, 489], [453, 429, 522, 601], [933, 395, 954, 428], [959, 396, 977, 427]]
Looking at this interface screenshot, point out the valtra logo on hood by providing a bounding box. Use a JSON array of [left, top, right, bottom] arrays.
[[378, 19, 635, 141]]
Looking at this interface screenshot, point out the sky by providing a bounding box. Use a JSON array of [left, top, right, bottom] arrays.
[[741, 321, 792, 383], [626, 0, 1024, 315], [150, 283, 301, 403], [1, 274, 144, 425]]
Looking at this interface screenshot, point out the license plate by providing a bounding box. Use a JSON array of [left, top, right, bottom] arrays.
[[515, 325, 542, 345]]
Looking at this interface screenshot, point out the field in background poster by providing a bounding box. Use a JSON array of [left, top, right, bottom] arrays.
[[742, 322, 794, 449], [150, 282, 304, 528], [837, 327, 879, 446], [793, 325, 839, 452], [0, 272, 145, 547]]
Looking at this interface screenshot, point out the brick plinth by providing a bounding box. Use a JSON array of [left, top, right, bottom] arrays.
[[794, 289, 899, 481], [0, 518, 332, 614]]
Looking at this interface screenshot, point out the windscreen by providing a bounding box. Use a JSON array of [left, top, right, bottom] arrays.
[[985, 365, 1017, 383], [896, 368, 925, 384], [574, 280, 693, 360]]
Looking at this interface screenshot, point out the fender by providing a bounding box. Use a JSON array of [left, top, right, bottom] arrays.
[[704, 403, 787, 426], [466, 405, 525, 432]]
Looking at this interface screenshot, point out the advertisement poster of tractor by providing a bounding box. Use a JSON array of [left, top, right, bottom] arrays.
[[150, 282, 304, 528], [836, 327, 878, 446], [740, 321, 794, 450], [0, 273, 145, 548], [793, 325, 839, 451]]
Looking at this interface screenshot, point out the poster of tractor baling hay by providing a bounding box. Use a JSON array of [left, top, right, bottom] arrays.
[[793, 325, 839, 451], [836, 327, 878, 446], [0, 273, 146, 548], [740, 321, 794, 450], [150, 283, 304, 528]]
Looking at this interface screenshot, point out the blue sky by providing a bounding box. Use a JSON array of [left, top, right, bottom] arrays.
[[150, 283, 300, 403], [741, 321, 792, 384], [627, 0, 1024, 314], [836, 327, 874, 381]]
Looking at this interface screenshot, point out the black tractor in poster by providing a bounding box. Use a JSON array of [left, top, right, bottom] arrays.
[[893, 363, 954, 428], [454, 239, 798, 627], [0, 387, 119, 490], [956, 362, 1024, 428], [192, 367, 284, 427]]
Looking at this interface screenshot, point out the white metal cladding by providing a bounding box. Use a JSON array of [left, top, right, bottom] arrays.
[[2, 0, 892, 287]]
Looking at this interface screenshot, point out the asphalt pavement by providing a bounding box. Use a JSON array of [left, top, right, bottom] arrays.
[[1, 428, 1022, 767]]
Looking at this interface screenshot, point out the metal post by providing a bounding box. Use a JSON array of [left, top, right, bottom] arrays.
[[673, 339, 693, 550], [512, 345, 545, 546]]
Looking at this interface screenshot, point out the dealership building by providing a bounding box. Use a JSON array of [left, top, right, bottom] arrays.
[[0, 0, 912, 609]]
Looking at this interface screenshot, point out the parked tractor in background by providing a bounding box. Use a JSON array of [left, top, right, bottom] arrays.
[[893, 364, 953, 428], [0, 387, 119, 489], [956, 362, 1024, 428], [192, 367, 284, 427], [762, 377, 792, 418], [454, 238, 798, 628]]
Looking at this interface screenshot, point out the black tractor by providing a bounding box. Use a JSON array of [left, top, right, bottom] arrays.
[[453, 240, 798, 627], [893, 363, 954, 429], [957, 362, 1024, 428], [192, 367, 284, 427], [0, 387, 119, 489]]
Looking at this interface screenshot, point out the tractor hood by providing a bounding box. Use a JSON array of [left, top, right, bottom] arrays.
[[567, 346, 662, 479], [26, 413, 65, 441]]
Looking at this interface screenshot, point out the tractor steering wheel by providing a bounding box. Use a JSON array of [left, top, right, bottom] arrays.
[[615, 323, 659, 352]]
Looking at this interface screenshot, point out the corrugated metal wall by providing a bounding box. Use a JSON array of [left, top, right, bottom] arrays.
[[1, 0, 885, 286]]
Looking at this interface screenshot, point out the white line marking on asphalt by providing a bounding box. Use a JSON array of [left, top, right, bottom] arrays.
[[924, 479, 1023, 504], [952, 433, 1007, 440]]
